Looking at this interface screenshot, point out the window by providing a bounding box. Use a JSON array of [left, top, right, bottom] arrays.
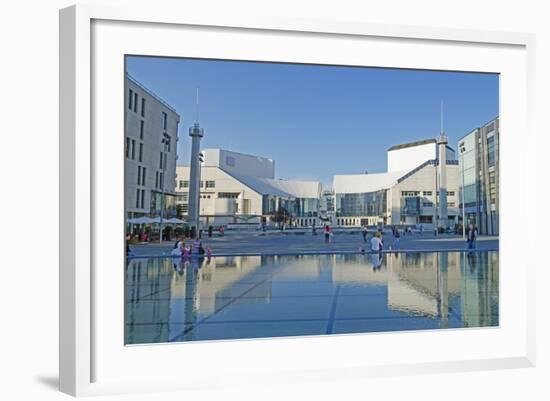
[[139, 143, 143, 162], [139, 120, 144, 139], [137, 166, 141, 185], [448, 202, 455, 207], [177, 193, 188, 202], [131, 140, 135, 160], [487, 135, 496, 167], [218, 192, 239, 199], [448, 191, 455, 196], [205, 180, 215, 188], [183, 180, 189, 188], [200, 181, 204, 188], [133, 93, 138, 112], [423, 201, 434, 207], [161, 112, 167, 129], [142, 167, 146, 186], [136, 189, 140, 208], [155, 171, 159, 189], [401, 191, 419, 197], [423, 191, 432, 196], [128, 89, 133, 110], [165, 134, 171, 152], [141, 98, 145, 117], [141, 189, 145, 209], [181, 204, 189, 213], [126, 137, 130, 158], [159, 172, 163, 189], [159, 152, 163, 169]]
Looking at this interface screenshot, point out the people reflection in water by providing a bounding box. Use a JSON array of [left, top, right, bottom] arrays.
[[173, 259, 186, 275], [371, 252, 383, 270], [467, 251, 477, 273]]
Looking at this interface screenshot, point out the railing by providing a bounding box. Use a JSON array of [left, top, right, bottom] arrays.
[[397, 159, 459, 183]]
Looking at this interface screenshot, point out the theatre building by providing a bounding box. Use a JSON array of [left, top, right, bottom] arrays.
[[176, 149, 322, 227], [333, 138, 460, 228]]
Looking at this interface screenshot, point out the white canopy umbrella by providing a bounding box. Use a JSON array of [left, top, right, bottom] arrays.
[[127, 216, 155, 224], [165, 217, 186, 224]]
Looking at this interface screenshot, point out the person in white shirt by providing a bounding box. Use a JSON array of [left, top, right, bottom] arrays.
[[370, 232, 383, 252]]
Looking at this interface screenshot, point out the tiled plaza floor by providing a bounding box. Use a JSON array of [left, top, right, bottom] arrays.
[[128, 230, 499, 258]]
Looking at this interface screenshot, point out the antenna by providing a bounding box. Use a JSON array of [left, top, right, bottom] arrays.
[[195, 87, 200, 124], [440, 100, 444, 134]]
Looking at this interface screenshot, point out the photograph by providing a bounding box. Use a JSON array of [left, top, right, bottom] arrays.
[[124, 56, 499, 345]]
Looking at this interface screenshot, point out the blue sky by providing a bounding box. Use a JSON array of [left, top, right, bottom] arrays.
[[126, 56, 498, 187]]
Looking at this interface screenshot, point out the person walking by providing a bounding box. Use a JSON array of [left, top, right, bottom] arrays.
[[126, 234, 132, 257], [324, 225, 332, 243], [361, 225, 368, 243], [467, 224, 478, 249], [370, 231, 383, 253], [392, 226, 400, 249]]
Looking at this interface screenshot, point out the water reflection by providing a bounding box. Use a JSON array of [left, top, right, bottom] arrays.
[[125, 251, 499, 344]]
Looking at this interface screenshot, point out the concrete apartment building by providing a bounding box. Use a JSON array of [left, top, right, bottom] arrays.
[[458, 117, 499, 235], [175, 148, 322, 227], [333, 138, 460, 228], [125, 75, 181, 220]]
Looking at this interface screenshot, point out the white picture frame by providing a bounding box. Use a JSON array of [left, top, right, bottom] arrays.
[[59, 4, 536, 397]]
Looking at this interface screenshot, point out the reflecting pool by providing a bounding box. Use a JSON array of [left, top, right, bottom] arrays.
[[125, 251, 499, 344]]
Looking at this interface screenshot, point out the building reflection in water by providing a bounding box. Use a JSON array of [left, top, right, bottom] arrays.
[[125, 250, 499, 344]]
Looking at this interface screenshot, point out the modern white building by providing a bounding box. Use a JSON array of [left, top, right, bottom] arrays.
[[125, 74, 181, 220], [387, 138, 455, 172], [175, 149, 322, 227], [333, 138, 460, 228]]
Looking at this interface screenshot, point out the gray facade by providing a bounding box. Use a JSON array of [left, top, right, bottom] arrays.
[[458, 117, 499, 235], [125, 75, 181, 220]]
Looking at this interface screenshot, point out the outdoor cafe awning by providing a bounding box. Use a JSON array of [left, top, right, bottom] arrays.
[[127, 217, 186, 225]]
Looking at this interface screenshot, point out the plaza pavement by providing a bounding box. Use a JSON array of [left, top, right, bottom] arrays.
[[129, 229, 499, 258]]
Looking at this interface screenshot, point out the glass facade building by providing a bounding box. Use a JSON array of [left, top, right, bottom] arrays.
[[262, 195, 319, 218], [458, 118, 499, 235], [335, 190, 387, 218]]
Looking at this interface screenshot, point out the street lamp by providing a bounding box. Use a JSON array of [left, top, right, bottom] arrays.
[[159, 143, 166, 244], [459, 144, 466, 240]]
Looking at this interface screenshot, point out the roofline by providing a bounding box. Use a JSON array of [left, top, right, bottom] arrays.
[[126, 73, 180, 117], [387, 138, 437, 151], [458, 116, 499, 142], [203, 148, 274, 162]]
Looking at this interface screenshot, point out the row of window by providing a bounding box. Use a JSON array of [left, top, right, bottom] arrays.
[[128, 89, 173, 133], [401, 191, 456, 197], [421, 201, 455, 207], [135, 188, 146, 209], [136, 166, 146, 186], [176, 192, 234, 202], [162, 132, 172, 153], [128, 89, 146, 117], [155, 171, 164, 190], [159, 152, 167, 170], [177, 180, 216, 189], [125, 138, 144, 162]]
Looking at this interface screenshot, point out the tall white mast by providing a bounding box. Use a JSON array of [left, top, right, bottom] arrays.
[[437, 101, 448, 230]]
